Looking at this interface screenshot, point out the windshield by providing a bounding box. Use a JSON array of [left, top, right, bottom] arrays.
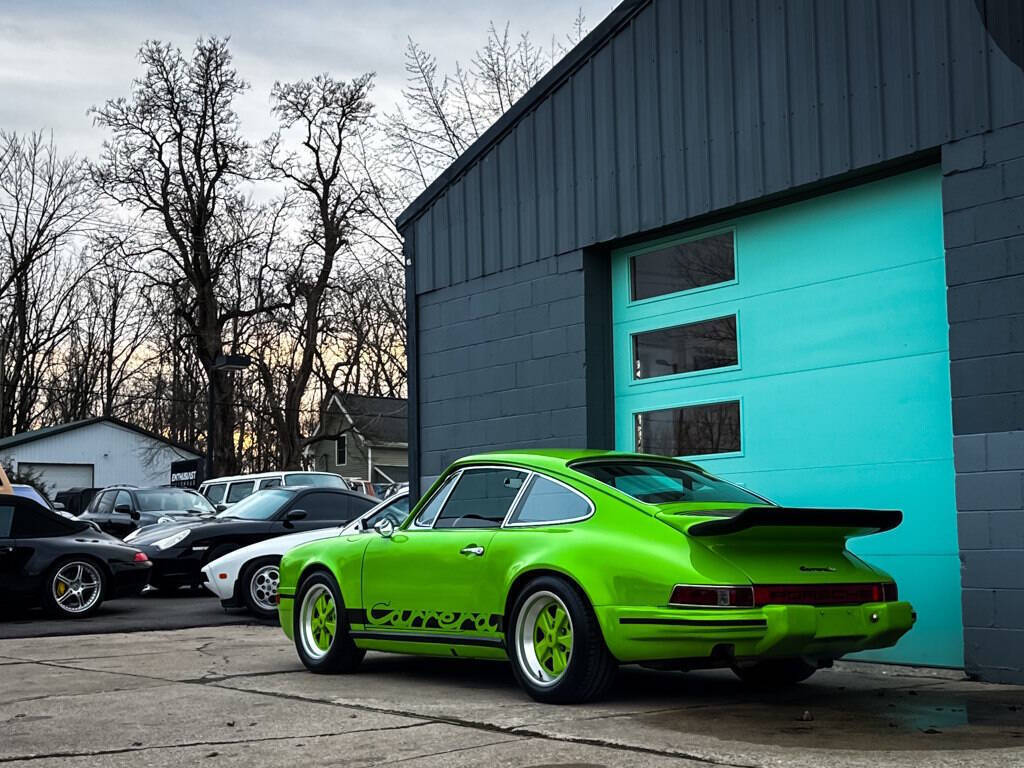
[[283, 473, 346, 488], [574, 461, 768, 506], [217, 489, 292, 520], [136, 489, 215, 513]]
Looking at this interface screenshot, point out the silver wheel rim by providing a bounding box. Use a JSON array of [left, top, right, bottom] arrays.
[[249, 564, 280, 612], [53, 561, 102, 614], [514, 590, 573, 688], [299, 584, 335, 660]]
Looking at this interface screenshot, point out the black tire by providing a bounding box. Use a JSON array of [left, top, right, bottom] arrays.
[[731, 658, 818, 687], [41, 557, 106, 618], [293, 570, 364, 674], [507, 575, 616, 704], [241, 556, 281, 621]]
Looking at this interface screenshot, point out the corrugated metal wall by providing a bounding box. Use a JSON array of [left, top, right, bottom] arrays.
[[405, 0, 1024, 294]]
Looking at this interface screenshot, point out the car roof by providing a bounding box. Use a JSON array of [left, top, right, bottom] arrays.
[[200, 471, 343, 484]]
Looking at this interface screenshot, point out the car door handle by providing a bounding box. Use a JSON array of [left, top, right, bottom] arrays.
[[459, 545, 485, 557], [0, 546, 13, 554]]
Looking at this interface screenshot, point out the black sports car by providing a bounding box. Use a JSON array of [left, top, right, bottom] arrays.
[[129, 486, 375, 590], [81, 486, 217, 539], [0, 495, 152, 618]]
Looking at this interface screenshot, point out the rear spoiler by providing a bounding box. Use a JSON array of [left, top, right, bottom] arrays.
[[687, 507, 902, 538]]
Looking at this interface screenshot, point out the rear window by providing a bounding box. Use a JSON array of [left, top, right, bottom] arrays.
[[573, 461, 766, 506], [284, 473, 345, 488]]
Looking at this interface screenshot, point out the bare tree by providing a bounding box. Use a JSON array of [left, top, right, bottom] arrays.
[[90, 38, 289, 474], [0, 131, 92, 436], [252, 73, 375, 468]]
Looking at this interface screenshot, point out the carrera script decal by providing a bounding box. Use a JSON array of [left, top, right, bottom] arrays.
[[368, 602, 502, 634]]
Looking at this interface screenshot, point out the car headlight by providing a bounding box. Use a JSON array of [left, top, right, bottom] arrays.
[[153, 529, 191, 550]]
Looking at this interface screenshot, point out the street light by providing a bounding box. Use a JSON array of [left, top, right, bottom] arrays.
[[207, 353, 252, 481]]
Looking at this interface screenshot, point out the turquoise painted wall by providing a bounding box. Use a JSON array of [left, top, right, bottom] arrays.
[[612, 167, 962, 667]]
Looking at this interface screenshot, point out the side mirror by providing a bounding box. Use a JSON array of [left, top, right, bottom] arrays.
[[374, 518, 394, 538], [285, 509, 308, 523]]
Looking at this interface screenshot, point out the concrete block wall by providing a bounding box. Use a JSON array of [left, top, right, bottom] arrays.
[[415, 251, 592, 487], [944, 121, 1024, 683]]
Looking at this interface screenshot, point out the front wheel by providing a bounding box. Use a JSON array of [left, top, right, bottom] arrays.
[[43, 558, 106, 618], [508, 575, 616, 704], [293, 570, 364, 674], [731, 658, 819, 687]]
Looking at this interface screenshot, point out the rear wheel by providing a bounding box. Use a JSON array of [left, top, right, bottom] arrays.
[[241, 557, 280, 620], [43, 558, 106, 618], [508, 575, 616, 703], [293, 570, 364, 674], [731, 658, 818, 686]]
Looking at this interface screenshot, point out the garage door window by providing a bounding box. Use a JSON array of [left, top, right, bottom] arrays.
[[633, 315, 738, 380], [630, 231, 734, 301], [635, 401, 741, 457]]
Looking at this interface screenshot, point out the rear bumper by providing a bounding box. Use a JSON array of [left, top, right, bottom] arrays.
[[107, 561, 152, 599], [597, 601, 915, 664]]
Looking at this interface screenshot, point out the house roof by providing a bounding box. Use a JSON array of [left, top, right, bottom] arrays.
[[330, 394, 408, 447], [0, 417, 201, 457], [395, 0, 646, 231]]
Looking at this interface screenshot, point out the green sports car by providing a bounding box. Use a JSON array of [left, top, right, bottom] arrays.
[[277, 450, 914, 703]]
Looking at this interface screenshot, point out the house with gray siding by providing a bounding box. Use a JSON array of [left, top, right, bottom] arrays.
[[397, 0, 1024, 682], [307, 393, 408, 485]]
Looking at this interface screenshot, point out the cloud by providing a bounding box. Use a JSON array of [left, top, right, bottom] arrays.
[[0, 0, 612, 158]]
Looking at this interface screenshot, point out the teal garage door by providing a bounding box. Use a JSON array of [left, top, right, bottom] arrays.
[[612, 167, 961, 667]]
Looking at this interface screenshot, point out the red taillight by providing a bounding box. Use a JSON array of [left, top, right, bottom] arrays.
[[752, 583, 885, 607], [882, 582, 899, 601], [670, 585, 754, 607], [133, 551, 149, 562]]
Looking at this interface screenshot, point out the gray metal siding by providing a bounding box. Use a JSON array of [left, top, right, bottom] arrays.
[[401, 0, 1024, 293]]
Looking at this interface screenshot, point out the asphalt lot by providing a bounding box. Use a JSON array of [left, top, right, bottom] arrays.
[[2, 623, 1024, 767], [0, 589, 258, 640]]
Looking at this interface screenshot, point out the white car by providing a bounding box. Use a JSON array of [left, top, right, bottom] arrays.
[[201, 491, 409, 619]]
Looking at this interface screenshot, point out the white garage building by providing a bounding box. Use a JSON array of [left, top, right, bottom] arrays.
[[0, 417, 202, 495]]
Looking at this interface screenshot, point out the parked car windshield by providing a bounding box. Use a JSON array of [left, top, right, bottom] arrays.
[[136, 489, 215, 513], [284, 473, 345, 488], [217, 488, 292, 520], [574, 461, 768, 506]]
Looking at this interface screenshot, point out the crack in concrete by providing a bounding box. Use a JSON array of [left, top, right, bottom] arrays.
[[369, 736, 524, 767], [0, 721, 433, 764]]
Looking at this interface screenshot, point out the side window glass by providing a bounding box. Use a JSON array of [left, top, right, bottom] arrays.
[[296, 492, 346, 521], [435, 468, 527, 529], [259, 478, 282, 489], [205, 484, 226, 504], [226, 481, 255, 503], [508, 475, 591, 526], [413, 475, 458, 528], [0, 505, 12, 537], [114, 490, 133, 511], [95, 491, 116, 515]]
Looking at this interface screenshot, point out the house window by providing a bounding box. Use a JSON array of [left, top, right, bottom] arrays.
[[633, 315, 738, 380], [630, 231, 735, 301], [635, 400, 741, 457], [335, 435, 347, 466]]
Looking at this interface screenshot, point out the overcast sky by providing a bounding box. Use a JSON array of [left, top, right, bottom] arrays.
[[0, 0, 613, 159]]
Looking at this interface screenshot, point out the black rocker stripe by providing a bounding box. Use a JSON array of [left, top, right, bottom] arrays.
[[279, 594, 293, 601], [619, 617, 767, 628], [350, 630, 505, 648], [346, 608, 367, 624]]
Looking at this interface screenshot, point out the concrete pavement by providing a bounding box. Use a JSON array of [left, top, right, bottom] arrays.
[[1, 625, 1023, 767]]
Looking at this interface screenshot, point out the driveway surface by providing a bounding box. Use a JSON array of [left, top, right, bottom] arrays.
[[0, 591, 255, 640], [2, 626, 1023, 767]]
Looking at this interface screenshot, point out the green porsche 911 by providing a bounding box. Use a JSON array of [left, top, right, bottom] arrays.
[[277, 450, 914, 703]]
